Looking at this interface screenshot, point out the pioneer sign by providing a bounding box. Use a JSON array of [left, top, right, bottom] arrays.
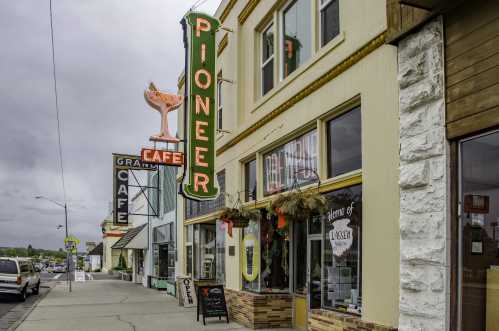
[[181, 12, 219, 201], [113, 154, 157, 225]]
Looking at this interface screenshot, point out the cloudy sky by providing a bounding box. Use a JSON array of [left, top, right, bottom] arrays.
[[0, 0, 220, 250]]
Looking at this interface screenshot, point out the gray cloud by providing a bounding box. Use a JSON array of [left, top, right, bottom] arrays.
[[0, 0, 220, 250]]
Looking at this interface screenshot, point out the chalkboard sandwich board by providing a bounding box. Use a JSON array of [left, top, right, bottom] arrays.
[[196, 285, 229, 325]]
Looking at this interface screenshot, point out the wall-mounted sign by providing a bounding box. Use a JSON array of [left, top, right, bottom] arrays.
[[113, 154, 157, 225], [144, 82, 183, 143], [140, 148, 184, 166], [263, 130, 318, 196], [181, 12, 220, 201], [241, 234, 259, 282]]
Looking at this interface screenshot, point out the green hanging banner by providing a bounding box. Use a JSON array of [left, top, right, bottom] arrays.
[[181, 12, 220, 201]]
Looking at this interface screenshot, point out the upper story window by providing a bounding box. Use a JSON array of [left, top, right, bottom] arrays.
[[327, 106, 361, 178], [282, 0, 311, 78], [263, 129, 318, 196], [245, 159, 257, 202], [261, 23, 274, 96], [217, 73, 223, 130], [320, 0, 340, 47]]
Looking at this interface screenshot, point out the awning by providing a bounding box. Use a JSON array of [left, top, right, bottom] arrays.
[[124, 225, 148, 250], [112, 223, 148, 250]]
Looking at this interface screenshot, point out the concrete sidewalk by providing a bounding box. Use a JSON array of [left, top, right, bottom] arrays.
[[15, 280, 295, 331]]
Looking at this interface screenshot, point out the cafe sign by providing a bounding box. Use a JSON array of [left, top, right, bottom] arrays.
[[181, 12, 220, 201]]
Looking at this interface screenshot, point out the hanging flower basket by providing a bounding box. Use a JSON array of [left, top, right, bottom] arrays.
[[220, 207, 261, 228], [268, 190, 327, 222]]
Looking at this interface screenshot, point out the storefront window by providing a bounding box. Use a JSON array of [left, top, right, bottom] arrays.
[[263, 130, 318, 196], [323, 185, 362, 314], [153, 223, 175, 280], [282, 0, 311, 78], [216, 220, 226, 285], [245, 159, 257, 202], [294, 221, 307, 294], [242, 212, 290, 293], [460, 131, 499, 331], [242, 220, 261, 292], [192, 223, 217, 280], [328, 107, 362, 178]]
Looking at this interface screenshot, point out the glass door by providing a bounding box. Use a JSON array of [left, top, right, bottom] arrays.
[[308, 238, 322, 310], [459, 130, 499, 331]]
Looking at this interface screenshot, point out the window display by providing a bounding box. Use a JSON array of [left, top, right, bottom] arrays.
[[322, 185, 362, 314], [242, 212, 290, 293], [191, 223, 217, 280]]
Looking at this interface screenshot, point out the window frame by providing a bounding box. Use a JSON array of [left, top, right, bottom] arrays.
[[261, 21, 275, 96], [279, 0, 312, 81], [326, 106, 362, 179], [318, 0, 340, 48], [244, 159, 257, 202]]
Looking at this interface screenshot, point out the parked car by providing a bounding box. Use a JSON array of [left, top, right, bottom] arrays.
[[54, 264, 66, 273], [46, 264, 54, 273], [0, 258, 41, 301]]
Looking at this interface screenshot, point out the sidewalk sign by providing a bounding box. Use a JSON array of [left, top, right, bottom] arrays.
[[178, 277, 196, 308], [75, 270, 86, 282], [196, 285, 229, 325]]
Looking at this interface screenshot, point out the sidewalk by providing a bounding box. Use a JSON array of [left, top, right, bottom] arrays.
[[15, 280, 295, 331]]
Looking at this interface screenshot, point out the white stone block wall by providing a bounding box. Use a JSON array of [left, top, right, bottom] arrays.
[[397, 18, 449, 331]]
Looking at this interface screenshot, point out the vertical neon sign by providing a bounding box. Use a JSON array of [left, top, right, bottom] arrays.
[[181, 12, 220, 201]]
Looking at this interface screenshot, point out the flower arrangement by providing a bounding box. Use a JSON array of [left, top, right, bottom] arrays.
[[268, 190, 327, 222]]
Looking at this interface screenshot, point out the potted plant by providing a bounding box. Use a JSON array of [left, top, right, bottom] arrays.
[[268, 190, 327, 226], [220, 207, 261, 228]]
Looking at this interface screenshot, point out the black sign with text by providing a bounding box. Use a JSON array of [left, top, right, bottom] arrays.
[[114, 169, 129, 225], [196, 285, 229, 325]]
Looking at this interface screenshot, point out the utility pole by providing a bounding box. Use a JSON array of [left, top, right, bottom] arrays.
[[64, 203, 71, 292]]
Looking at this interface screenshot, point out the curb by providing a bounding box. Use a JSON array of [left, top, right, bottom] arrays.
[[6, 282, 56, 331]]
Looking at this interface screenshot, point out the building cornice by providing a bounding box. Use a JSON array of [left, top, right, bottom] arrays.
[[220, 0, 238, 24], [238, 0, 261, 25], [217, 33, 229, 57], [216, 32, 386, 156]]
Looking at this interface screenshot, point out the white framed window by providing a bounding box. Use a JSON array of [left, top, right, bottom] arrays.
[[261, 22, 274, 96], [319, 0, 340, 47], [217, 74, 223, 130], [280, 0, 311, 79]]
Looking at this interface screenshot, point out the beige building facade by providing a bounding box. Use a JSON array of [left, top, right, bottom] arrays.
[[177, 0, 400, 329]]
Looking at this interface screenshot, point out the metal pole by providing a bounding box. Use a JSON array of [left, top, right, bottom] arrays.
[[64, 204, 71, 292]]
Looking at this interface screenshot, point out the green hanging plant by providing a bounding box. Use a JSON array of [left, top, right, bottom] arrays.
[[220, 207, 261, 228], [268, 190, 327, 222]]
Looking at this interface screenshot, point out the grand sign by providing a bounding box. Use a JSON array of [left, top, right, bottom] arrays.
[[181, 12, 220, 201], [113, 154, 157, 225]]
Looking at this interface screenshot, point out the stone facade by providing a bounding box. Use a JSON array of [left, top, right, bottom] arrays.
[[397, 18, 448, 331], [224, 289, 292, 329], [308, 310, 397, 331]]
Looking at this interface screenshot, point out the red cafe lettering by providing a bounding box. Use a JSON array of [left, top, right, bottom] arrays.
[[141, 148, 184, 167]]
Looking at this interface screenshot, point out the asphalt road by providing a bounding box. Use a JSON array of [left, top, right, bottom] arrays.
[[0, 284, 50, 320]]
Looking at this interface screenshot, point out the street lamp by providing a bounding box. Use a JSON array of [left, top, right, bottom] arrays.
[[35, 196, 71, 292]]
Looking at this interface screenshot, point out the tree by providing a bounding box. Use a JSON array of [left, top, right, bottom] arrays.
[[27, 245, 33, 256]]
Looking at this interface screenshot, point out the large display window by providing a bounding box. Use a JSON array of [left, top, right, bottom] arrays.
[[322, 185, 362, 314], [242, 212, 290, 293], [263, 130, 318, 196]]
